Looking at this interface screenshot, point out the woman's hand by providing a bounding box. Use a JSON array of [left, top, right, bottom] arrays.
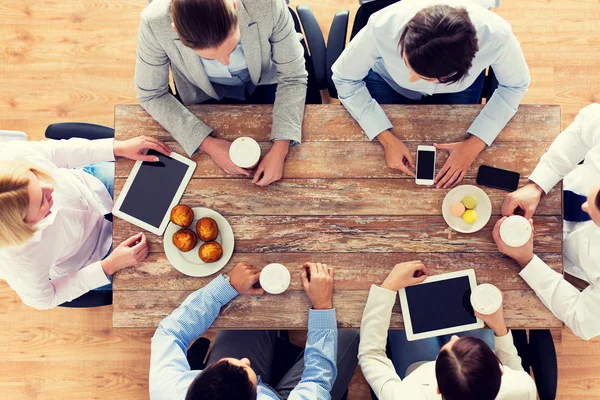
[[381, 260, 428, 291], [378, 130, 416, 177], [113, 137, 172, 161], [253, 140, 289, 186], [199, 137, 251, 176], [474, 291, 508, 337], [434, 136, 486, 188], [101, 233, 148, 276]]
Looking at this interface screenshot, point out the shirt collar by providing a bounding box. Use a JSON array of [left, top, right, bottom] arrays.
[[29, 206, 59, 243]]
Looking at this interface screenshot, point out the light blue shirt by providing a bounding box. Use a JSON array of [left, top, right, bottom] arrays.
[[200, 43, 255, 100], [332, 0, 530, 145], [149, 274, 339, 400]]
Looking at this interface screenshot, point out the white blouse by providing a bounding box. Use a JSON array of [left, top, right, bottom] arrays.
[[0, 138, 115, 309]]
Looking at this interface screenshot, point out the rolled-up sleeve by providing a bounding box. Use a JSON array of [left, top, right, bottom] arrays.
[[467, 31, 530, 145], [332, 25, 393, 140]]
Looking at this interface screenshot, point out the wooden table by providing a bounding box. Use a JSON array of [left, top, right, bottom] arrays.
[[112, 104, 563, 330]]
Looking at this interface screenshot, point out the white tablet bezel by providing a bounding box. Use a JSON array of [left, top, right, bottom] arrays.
[[398, 269, 484, 341], [112, 151, 196, 236]]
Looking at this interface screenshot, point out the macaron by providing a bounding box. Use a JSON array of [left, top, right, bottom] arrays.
[[462, 195, 478, 210], [463, 209, 478, 224], [450, 202, 466, 217]]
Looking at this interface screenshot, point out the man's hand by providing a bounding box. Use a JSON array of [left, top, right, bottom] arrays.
[[492, 217, 535, 268], [301, 262, 334, 310], [101, 233, 148, 276], [228, 262, 265, 295], [474, 291, 508, 337], [113, 137, 172, 162], [434, 136, 486, 189], [200, 136, 251, 176], [378, 130, 416, 177], [253, 140, 289, 186], [380, 260, 428, 291], [502, 182, 544, 218]]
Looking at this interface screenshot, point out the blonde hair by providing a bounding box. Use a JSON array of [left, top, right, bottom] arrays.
[[0, 161, 54, 248]]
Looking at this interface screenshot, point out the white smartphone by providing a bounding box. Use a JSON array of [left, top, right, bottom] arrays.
[[415, 145, 436, 186]]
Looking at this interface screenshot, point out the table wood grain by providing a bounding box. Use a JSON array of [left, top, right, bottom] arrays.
[[112, 104, 563, 329]]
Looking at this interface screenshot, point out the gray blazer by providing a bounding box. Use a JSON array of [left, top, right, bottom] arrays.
[[135, 0, 308, 156]]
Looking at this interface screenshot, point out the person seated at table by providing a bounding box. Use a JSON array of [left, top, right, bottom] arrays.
[[494, 103, 600, 341], [332, 0, 530, 189], [0, 136, 172, 310], [149, 261, 359, 400], [360, 261, 536, 399], [135, 0, 307, 186]]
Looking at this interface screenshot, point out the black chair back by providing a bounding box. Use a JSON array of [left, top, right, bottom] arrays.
[[351, 0, 401, 40]]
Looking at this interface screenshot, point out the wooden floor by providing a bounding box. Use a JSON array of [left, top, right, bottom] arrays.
[[1, 0, 600, 399]]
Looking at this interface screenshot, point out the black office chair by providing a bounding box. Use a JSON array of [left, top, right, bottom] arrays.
[[327, 0, 498, 103], [45, 122, 115, 308], [513, 329, 558, 400], [289, 7, 322, 105]]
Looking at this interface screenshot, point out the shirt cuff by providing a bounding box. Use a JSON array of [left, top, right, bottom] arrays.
[[519, 255, 553, 291], [90, 138, 116, 162], [494, 329, 514, 348], [206, 274, 239, 306], [308, 308, 337, 330], [362, 112, 393, 141], [81, 261, 111, 289], [528, 164, 562, 194]]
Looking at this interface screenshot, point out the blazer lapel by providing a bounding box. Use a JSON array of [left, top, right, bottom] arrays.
[[174, 39, 218, 98], [238, 3, 261, 85]]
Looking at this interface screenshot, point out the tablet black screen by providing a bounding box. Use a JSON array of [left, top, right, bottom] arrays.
[[405, 276, 476, 334], [119, 150, 190, 228]]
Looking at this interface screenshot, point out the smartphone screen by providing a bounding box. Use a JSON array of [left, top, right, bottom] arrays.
[[417, 150, 436, 180], [476, 165, 520, 192]]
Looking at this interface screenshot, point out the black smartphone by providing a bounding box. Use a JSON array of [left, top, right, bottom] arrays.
[[476, 165, 520, 192]]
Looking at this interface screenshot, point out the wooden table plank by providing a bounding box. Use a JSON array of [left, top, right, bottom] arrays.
[[115, 252, 562, 291], [114, 178, 561, 216], [114, 215, 562, 254], [113, 289, 561, 329], [115, 104, 561, 143], [115, 141, 556, 179]]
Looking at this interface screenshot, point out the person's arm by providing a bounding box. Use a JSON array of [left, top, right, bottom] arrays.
[[467, 31, 530, 146], [520, 255, 600, 341], [358, 285, 404, 400], [134, 12, 213, 156], [493, 331, 525, 371], [528, 103, 600, 193], [8, 138, 115, 168], [149, 275, 239, 397], [331, 24, 392, 141], [268, 0, 308, 145], [288, 309, 338, 400]]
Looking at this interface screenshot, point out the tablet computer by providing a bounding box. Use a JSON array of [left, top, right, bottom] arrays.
[[399, 269, 483, 341], [113, 149, 196, 236]]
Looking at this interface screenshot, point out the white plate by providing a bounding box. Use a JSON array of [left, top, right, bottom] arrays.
[[442, 185, 492, 234], [163, 207, 234, 277]]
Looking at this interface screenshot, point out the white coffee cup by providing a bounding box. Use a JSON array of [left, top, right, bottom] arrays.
[[471, 283, 503, 315], [499, 215, 532, 247], [229, 137, 261, 169], [259, 263, 291, 295]]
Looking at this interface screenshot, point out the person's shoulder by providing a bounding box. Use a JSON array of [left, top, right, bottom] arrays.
[[579, 103, 600, 118], [464, 2, 513, 42], [140, 0, 171, 25], [497, 368, 537, 398], [239, 0, 282, 22]]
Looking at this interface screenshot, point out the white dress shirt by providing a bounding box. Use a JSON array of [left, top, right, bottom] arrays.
[[520, 103, 600, 340], [359, 285, 537, 400], [0, 139, 115, 310], [332, 0, 530, 145]]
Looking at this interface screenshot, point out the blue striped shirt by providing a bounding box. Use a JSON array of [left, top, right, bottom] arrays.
[[149, 274, 338, 400]]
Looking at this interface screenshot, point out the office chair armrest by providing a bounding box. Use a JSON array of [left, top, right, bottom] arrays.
[[296, 5, 327, 89], [529, 329, 558, 400], [45, 122, 115, 140], [326, 10, 349, 98]]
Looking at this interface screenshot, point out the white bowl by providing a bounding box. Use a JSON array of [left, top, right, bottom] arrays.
[[442, 185, 492, 234]]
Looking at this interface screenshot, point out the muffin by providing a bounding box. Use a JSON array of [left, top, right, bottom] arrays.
[[172, 229, 197, 252], [197, 217, 219, 242], [199, 241, 223, 263], [170, 205, 194, 227]]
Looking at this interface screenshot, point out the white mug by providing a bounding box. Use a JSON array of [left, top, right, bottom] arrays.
[[229, 137, 261, 169], [499, 215, 532, 247]]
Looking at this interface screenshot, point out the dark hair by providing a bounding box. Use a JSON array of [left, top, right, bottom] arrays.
[[399, 5, 479, 84], [186, 360, 256, 400], [435, 337, 502, 400], [171, 0, 238, 49], [595, 190, 600, 213]]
